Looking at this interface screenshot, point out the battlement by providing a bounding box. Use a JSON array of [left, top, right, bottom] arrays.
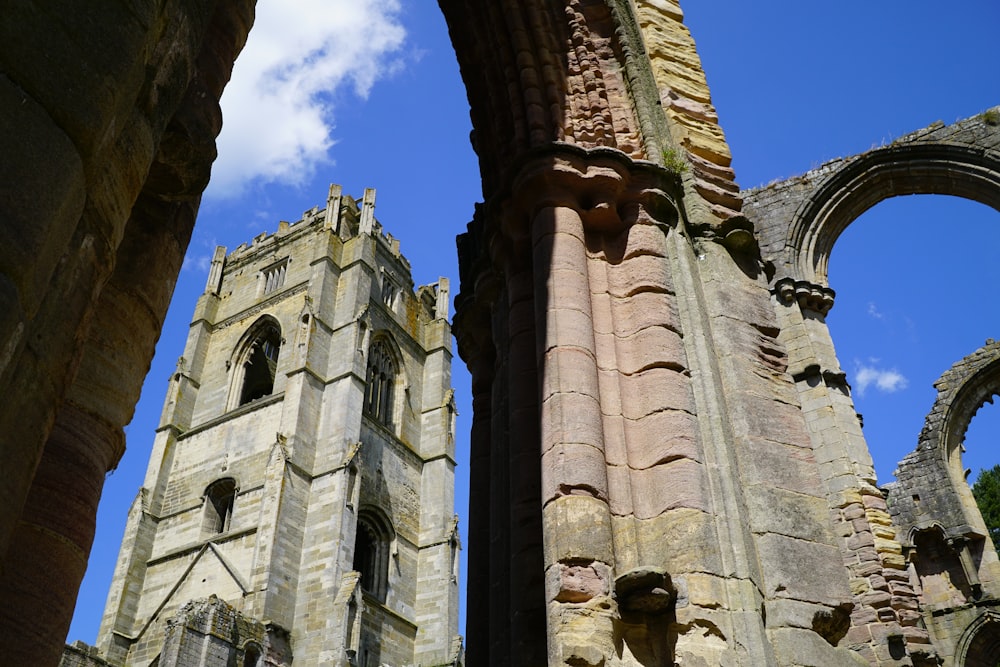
[[223, 184, 410, 273]]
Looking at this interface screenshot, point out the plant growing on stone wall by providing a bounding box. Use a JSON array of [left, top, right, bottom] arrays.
[[972, 464, 1000, 550], [980, 108, 1000, 126], [661, 146, 689, 176]]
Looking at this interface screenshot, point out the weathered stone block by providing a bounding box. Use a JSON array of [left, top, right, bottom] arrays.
[[544, 495, 615, 566], [756, 534, 852, 606]]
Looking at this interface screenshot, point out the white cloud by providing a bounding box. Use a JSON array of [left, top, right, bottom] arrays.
[[182, 252, 213, 275], [854, 362, 908, 397], [182, 234, 219, 275], [867, 302, 884, 320], [206, 0, 407, 198]]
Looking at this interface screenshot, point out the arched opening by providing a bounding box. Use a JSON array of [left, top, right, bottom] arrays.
[[242, 642, 262, 667], [230, 317, 283, 408], [957, 611, 1000, 667], [203, 478, 237, 535], [353, 509, 393, 603], [967, 401, 1000, 550], [826, 195, 1000, 648], [364, 338, 398, 428], [825, 195, 1000, 485], [966, 400, 1000, 484]]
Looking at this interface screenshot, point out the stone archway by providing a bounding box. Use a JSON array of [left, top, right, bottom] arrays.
[[3, 2, 754, 663], [743, 110, 1000, 665], [748, 115, 1000, 290], [4, 2, 995, 666], [885, 341, 1000, 663], [956, 610, 1000, 666]]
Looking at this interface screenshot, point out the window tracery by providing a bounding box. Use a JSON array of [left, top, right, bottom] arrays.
[[235, 319, 282, 406], [364, 339, 396, 427]]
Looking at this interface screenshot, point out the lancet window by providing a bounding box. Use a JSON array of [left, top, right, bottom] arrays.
[[203, 478, 237, 535], [364, 339, 396, 427], [353, 509, 392, 601], [380, 275, 398, 308], [242, 643, 262, 667]]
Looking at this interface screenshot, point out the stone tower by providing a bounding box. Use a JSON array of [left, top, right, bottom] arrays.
[[75, 185, 460, 667]]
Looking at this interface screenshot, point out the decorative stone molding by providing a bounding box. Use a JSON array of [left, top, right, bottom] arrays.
[[688, 214, 761, 259], [456, 143, 683, 318], [773, 277, 837, 315]]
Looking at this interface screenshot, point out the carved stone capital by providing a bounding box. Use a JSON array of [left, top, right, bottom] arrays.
[[503, 143, 681, 239], [455, 144, 683, 316], [773, 277, 836, 315]]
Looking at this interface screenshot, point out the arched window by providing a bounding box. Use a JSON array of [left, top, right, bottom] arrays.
[[242, 642, 262, 667], [203, 478, 237, 535], [353, 510, 392, 602], [233, 318, 282, 407], [364, 339, 396, 426]]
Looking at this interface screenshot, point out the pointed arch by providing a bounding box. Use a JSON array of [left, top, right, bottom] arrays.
[[364, 335, 401, 428], [228, 316, 283, 409], [241, 641, 262, 667], [353, 506, 395, 602], [780, 140, 1000, 287]]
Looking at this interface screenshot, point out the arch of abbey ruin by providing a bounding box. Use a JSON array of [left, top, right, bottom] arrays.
[[1, 1, 999, 665]]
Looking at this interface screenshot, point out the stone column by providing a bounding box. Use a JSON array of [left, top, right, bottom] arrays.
[[454, 275, 498, 666], [771, 281, 929, 664], [533, 202, 619, 664], [457, 145, 692, 666]]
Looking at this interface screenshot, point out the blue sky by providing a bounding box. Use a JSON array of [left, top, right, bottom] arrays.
[[67, 0, 1000, 644]]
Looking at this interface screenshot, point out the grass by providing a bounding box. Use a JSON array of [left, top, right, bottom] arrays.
[[661, 146, 689, 175]]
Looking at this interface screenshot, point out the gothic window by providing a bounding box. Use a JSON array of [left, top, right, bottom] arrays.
[[261, 260, 287, 295], [380, 275, 398, 308], [364, 339, 396, 427], [237, 319, 282, 406], [203, 478, 236, 535], [353, 510, 392, 602]]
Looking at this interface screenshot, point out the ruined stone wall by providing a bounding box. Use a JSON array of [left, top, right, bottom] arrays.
[[447, 3, 879, 665], [745, 109, 1000, 288], [885, 340, 1000, 664], [742, 110, 1000, 665], [631, 0, 742, 223], [0, 2, 256, 664], [153, 596, 291, 667], [5, 0, 998, 665]]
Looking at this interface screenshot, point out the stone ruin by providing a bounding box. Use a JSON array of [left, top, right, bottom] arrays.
[[1, 0, 1000, 665]]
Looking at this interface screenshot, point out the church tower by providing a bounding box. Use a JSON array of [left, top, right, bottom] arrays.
[[85, 185, 460, 667]]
